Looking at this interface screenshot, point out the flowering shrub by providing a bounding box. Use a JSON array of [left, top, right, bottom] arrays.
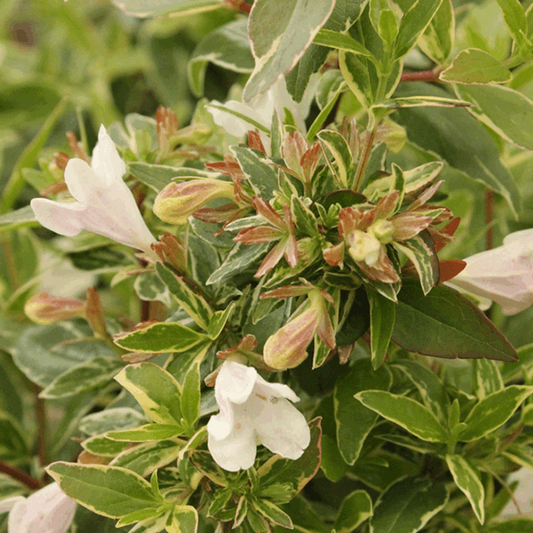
[[1, 0, 533, 532]]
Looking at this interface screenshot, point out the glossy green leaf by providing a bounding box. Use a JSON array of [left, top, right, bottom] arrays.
[[188, 19, 254, 97], [112, 0, 222, 18], [370, 477, 448, 533], [334, 359, 392, 464], [313, 29, 374, 60], [134, 272, 171, 307], [417, 0, 454, 63], [489, 518, 533, 533], [107, 423, 183, 442], [166, 505, 198, 533], [459, 386, 533, 442], [156, 263, 212, 331], [114, 363, 182, 425], [394, 83, 521, 217], [495, 0, 527, 44], [180, 363, 201, 428], [455, 84, 533, 152], [244, 0, 335, 101], [81, 435, 130, 457], [47, 462, 162, 518], [207, 303, 234, 340], [40, 357, 123, 399], [114, 322, 209, 353], [366, 288, 396, 369], [127, 162, 177, 192], [318, 129, 353, 188], [254, 499, 293, 528], [472, 359, 503, 399], [334, 490, 373, 533], [440, 49, 512, 84], [392, 280, 517, 362], [446, 454, 485, 524], [79, 408, 146, 436], [356, 390, 448, 442], [231, 146, 279, 200]]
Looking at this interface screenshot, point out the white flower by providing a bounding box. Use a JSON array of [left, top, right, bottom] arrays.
[[207, 359, 310, 472], [31, 125, 157, 259], [207, 77, 316, 151], [0, 482, 76, 533], [452, 229, 533, 315]]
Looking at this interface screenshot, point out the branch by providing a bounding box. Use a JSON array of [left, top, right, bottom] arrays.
[[0, 461, 42, 490], [400, 70, 440, 83]]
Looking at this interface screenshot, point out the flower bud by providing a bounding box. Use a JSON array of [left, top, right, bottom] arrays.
[[154, 179, 236, 225], [370, 219, 394, 243], [25, 293, 86, 325], [346, 229, 381, 267]]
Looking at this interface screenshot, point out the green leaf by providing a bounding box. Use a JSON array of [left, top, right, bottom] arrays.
[[339, 51, 377, 109], [13, 324, 118, 387], [156, 263, 212, 331], [114, 363, 182, 425], [356, 390, 448, 442], [394, 83, 521, 217], [394, 0, 443, 59], [393, 234, 439, 295], [0, 206, 37, 232], [244, 0, 335, 101], [307, 83, 345, 141], [127, 162, 177, 192], [231, 146, 278, 200], [370, 477, 448, 533], [334, 359, 392, 464], [366, 288, 396, 369], [180, 363, 201, 428], [134, 272, 171, 307], [393, 360, 447, 423], [455, 84, 533, 152], [446, 454, 485, 524], [207, 243, 270, 285], [495, 0, 527, 44], [80, 408, 146, 436], [188, 19, 254, 97], [291, 196, 319, 236], [40, 357, 123, 399], [166, 505, 198, 533], [254, 499, 293, 528], [392, 279, 518, 362], [0, 413, 27, 460], [440, 49, 512, 84], [207, 303, 234, 340], [318, 129, 353, 188], [472, 359, 503, 400], [313, 29, 374, 60], [459, 385, 533, 442], [107, 424, 183, 442], [82, 435, 130, 457], [110, 440, 184, 477], [417, 0, 454, 63], [286, 0, 367, 102], [334, 490, 373, 533], [114, 322, 209, 354], [116, 508, 165, 527], [47, 462, 162, 518], [112, 0, 222, 18], [257, 418, 322, 494], [489, 518, 533, 533]]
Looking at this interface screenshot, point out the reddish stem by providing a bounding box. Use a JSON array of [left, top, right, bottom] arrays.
[[34, 384, 47, 472], [224, 0, 251, 14], [0, 461, 42, 490], [400, 70, 440, 82]]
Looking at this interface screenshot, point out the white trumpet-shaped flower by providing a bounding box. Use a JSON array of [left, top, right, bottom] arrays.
[[452, 228, 533, 315], [31, 125, 157, 259], [0, 482, 76, 533], [207, 359, 310, 472]]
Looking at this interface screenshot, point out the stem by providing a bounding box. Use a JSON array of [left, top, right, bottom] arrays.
[[0, 461, 42, 490], [224, 0, 251, 13], [485, 188, 494, 320], [34, 384, 47, 471], [353, 121, 378, 191], [400, 69, 440, 83]]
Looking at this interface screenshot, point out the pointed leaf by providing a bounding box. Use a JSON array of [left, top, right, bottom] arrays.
[[366, 288, 396, 369], [231, 146, 278, 200], [440, 48, 512, 84], [335, 490, 373, 533], [106, 424, 183, 442]]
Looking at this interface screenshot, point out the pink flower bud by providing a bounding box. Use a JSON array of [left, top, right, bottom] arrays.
[[153, 179, 236, 225], [24, 293, 86, 325]]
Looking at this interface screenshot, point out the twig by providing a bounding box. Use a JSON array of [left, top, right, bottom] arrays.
[[34, 384, 47, 472], [400, 70, 440, 83], [0, 461, 42, 490]]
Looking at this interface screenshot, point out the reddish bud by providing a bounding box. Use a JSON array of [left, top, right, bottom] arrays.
[[151, 234, 187, 273], [25, 293, 86, 325], [85, 287, 107, 339]]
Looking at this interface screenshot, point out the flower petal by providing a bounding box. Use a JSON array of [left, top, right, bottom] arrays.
[[216, 360, 257, 405], [7, 499, 26, 533], [207, 394, 234, 441], [254, 376, 300, 403], [91, 125, 127, 186], [64, 158, 98, 205], [252, 395, 310, 460], [0, 496, 25, 514], [30, 198, 85, 237], [207, 422, 256, 472]]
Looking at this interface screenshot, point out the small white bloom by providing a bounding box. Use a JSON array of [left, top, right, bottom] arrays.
[[31, 125, 157, 259], [207, 359, 310, 472], [452, 228, 533, 316], [207, 77, 316, 151], [0, 482, 76, 533]]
